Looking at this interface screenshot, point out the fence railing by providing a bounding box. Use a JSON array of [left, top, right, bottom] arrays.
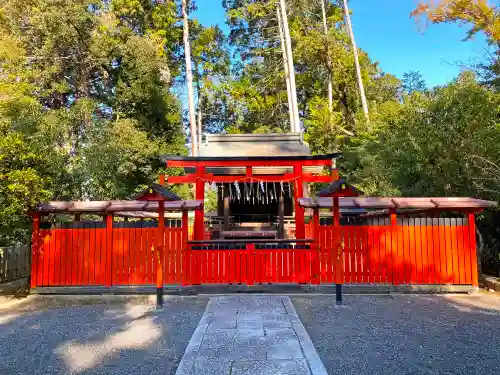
[[0, 244, 30, 283]]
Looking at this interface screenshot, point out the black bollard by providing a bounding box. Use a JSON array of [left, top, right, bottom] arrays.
[[336, 284, 342, 305], [156, 287, 163, 309]]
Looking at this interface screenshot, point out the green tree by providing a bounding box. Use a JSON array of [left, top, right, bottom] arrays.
[[402, 71, 427, 94]]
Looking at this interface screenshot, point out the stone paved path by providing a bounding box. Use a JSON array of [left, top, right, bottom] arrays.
[[175, 295, 328, 375]]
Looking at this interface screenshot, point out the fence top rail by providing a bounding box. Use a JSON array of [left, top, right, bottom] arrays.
[[188, 239, 313, 245]]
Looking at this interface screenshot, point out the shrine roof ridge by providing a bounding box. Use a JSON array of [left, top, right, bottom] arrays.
[[160, 153, 341, 163]]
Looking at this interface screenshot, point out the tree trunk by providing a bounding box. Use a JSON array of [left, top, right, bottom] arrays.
[[321, 0, 333, 112], [182, 0, 198, 156], [343, 0, 369, 122], [277, 6, 295, 132], [279, 0, 300, 133]]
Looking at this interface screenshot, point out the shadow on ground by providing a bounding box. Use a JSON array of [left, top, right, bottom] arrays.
[[292, 294, 500, 375], [0, 295, 208, 375]]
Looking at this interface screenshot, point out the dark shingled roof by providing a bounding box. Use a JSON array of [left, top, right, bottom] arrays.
[[299, 197, 497, 210], [35, 200, 203, 214], [316, 178, 364, 197], [133, 183, 181, 201]]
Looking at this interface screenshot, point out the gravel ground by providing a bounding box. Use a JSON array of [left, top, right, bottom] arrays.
[[292, 293, 500, 375], [0, 295, 208, 375]]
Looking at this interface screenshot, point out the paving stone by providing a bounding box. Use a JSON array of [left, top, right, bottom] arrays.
[[177, 359, 231, 375], [201, 334, 265, 349], [265, 328, 297, 341], [231, 359, 311, 375], [206, 328, 265, 337], [206, 319, 237, 331], [237, 316, 263, 329], [196, 345, 267, 361], [263, 320, 292, 328], [266, 338, 304, 360]]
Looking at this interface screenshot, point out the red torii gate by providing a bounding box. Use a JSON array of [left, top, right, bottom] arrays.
[[161, 154, 340, 240]]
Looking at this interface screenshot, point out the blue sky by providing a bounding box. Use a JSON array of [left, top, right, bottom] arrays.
[[193, 0, 489, 88]]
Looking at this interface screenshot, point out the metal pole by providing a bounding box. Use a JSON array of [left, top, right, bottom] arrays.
[[336, 283, 342, 305]]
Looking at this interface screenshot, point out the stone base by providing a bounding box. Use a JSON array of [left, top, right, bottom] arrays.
[[483, 276, 500, 292], [31, 283, 478, 295]]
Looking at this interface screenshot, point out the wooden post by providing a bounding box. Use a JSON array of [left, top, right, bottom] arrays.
[[159, 174, 166, 185], [294, 163, 305, 239], [74, 213, 81, 222], [30, 214, 41, 288], [278, 195, 285, 239], [390, 209, 397, 286], [106, 214, 113, 287], [194, 166, 205, 240], [312, 207, 320, 284], [182, 210, 190, 286], [333, 196, 343, 294], [223, 196, 230, 231], [468, 212, 479, 287], [156, 201, 165, 308]]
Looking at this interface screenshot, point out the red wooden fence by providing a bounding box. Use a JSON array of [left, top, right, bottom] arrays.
[[184, 243, 316, 285], [316, 217, 478, 286], [31, 217, 478, 287], [31, 222, 185, 287]]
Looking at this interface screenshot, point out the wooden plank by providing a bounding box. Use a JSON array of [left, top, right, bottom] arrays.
[[127, 226, 133, 285], [53, 226, 62, 286], [355, 227, 362, 283], [386, 221, 394, 285], [366, 225, 373, 283], [438, 219, 447, 284], [412, 219, 420, 284], [457, 221, 465, 285], [46, 229, 54, 286], [94, 227, 102, 285], [371, 220, 379, 283], [445, 219, 454, 284], [81, 227, 88, 286], [424, 219, 433, 284], [407, 218, 415, 284], [165, 228, 172, 285], [450, 219, 459, 285], [462, 220, 471, 285], [132, 225, 138, 285], [343, 227, 351, 283], [468, 213, 478, 286], [247, 244, 255, 285], [362, 226, 369, 283], [61, 229, 70, 286], [419, 219, 428, 284], [380, 219, 388, 284]]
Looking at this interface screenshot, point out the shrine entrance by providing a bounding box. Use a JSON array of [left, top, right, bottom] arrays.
[[30, 133, 494, 292]]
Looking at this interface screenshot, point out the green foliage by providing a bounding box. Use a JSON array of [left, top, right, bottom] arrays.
[[344, 72, 500, 199], [0, 0, 188, 244], [402, 71, 427, 94]]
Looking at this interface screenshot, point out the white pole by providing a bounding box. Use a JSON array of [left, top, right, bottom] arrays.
[[321, 0, 333, 112], [279, 0, 301, 132], [182, 0, 198, 155], [277, 6, 295, 132], [343, 0, 369, 121]]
